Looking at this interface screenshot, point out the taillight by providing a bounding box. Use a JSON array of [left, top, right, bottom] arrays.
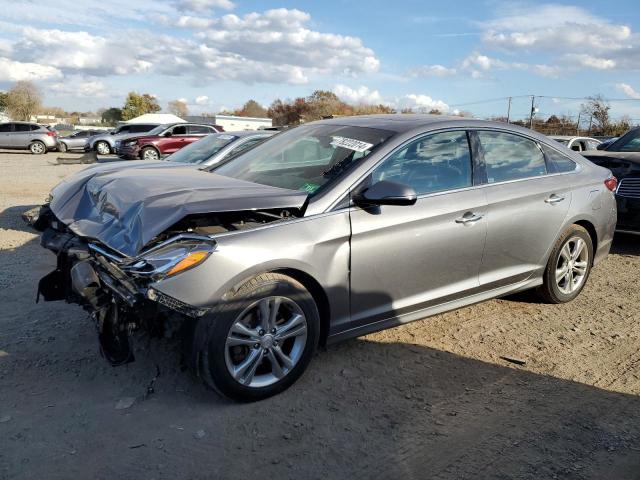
[[46, 131, 57, 137], [604, 176, 618, 192]]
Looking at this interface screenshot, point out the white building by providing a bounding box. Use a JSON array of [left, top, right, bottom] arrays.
[[214, 115, 272, 131], [124, 113, 186, 124]]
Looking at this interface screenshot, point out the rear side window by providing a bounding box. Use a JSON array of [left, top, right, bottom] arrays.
[[14, 124, 32, 132], [30, 124, 40, 131], [372, 130, 472, 195], [189, 125, 213, 134], [477, 131, 546, 183], [542, 145, 577, 173]]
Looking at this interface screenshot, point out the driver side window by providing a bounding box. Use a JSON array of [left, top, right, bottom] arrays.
[[372, 131, 472, 195], [173, 125, 187, 135]]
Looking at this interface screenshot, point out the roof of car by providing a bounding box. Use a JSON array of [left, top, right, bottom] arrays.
[[550, 135, 599, 141], [313, 114, 486, 133], [223, 130, 276, 137]]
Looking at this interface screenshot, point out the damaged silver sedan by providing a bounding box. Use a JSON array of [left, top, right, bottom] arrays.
[[35, 115, 617, 401]]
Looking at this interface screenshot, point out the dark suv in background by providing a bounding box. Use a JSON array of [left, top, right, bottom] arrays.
[[117, 123, 222, 160], [0, 122, 59, 154]]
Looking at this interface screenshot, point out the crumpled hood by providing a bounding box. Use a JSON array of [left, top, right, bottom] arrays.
[[49, 165, 308, 257]]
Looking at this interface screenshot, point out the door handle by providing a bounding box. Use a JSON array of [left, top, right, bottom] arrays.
[[545, 194, 565, 205], [455, 212, 484, 225]]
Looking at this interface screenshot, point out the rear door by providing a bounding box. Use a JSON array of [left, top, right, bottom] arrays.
[[474, 130, 573, 288], [0, 123, 12, 148], [349, 130, 487, 329]]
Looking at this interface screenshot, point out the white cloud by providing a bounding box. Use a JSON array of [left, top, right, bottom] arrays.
[[0, 57, 62, 81], [175, 0, 235, 12], [564, 54, 616, 70], [617, 83, 640, 100], [397, 94, 449, 113], [1, 8, 380, 87], [48, 78, 108, 97], [410, 64, 457, 77], [195, 95, 210, 105], [332, 85, 383, 105]]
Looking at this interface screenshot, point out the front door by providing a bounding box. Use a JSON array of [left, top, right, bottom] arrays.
[[349, 130, 487, 330], [0, 123, 12, 148]]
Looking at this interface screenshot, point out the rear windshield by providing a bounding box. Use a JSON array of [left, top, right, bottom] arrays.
[[212, 124, 395, 195], [166, 134, 238, 164]]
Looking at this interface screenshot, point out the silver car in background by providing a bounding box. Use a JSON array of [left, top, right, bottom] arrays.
[[36, 115, 617, 401], [164, 130, 276, 166], [87, 123, 159, 155], [0, 122, 59, 154], [58, 129, 105, 152]]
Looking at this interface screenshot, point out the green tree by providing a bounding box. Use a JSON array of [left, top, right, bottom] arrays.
[[6, 81, 42, 121], [101, 107, 123, 125], [121, 92, 161, 121], [168, 99, 189, 118]]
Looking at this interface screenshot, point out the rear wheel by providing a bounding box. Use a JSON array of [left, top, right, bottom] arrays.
[[537, 225, 593, 303], [29, 141, 46, 155], [195, 273, 320, 402], [95, 141, 111, 155]]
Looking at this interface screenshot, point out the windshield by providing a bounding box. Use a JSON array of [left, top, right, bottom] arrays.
[[607, 128, 640, 152], [212, 124, 395, 195], [165, 134, 238, 164]]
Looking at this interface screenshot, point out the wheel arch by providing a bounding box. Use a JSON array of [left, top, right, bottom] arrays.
[[140, 144, 161, 159], [270, 267, 331, 347], [573, 219, 598, 256]]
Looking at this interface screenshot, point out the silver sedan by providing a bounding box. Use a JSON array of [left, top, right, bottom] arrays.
[[37, 115, 617, 401]]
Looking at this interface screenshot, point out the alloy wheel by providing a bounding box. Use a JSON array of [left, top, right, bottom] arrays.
[[224, 296, 308, 388], [30, 142, 45, 154], [555, 236, 589, 295], [143, 148, 159, 160], [96, 142, 110, 155]]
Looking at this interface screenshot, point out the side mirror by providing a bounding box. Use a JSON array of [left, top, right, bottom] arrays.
[[163, 131, 173, 137], [110, 131, 115, 135], [354, 180, 417, 207]]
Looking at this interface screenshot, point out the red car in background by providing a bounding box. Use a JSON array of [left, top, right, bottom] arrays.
[[116, 123, 223, 160]]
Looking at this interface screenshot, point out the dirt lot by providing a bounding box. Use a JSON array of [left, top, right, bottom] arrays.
[[1, 151, 639, 480]]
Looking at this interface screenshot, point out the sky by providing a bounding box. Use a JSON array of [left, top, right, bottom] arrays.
[[1, 0, 639, 121]]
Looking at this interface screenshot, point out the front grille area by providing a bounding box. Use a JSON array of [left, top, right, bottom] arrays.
[[617, 178, 640, 199]]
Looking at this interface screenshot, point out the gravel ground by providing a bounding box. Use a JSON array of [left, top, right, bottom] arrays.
[[1, 151, 640, 480]]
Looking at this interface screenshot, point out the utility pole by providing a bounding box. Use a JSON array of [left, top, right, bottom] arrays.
[[506, 97, 512, 123], [588, 115, 593, 136], [529, 95, 536, 129], [576, 113, 581, 135]]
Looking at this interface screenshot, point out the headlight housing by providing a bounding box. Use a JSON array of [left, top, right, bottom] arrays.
[[122, 238, 215, 280]]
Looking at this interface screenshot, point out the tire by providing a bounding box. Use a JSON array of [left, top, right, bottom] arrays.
[[95, 141, 111, 155], [537, 225, 593, 304], [140, 146, 160, 160], [58, 142, 68, 153], [194, 273, 320, 402], [29, 141, 46, 155]]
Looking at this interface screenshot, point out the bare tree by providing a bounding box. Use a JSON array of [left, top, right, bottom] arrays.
[[581, 95, 610, 135], [6, 81, 42, 121], [167, 99, 189, 118]]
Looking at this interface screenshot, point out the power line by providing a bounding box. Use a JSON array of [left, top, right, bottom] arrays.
[[449, 94, 640, 108]]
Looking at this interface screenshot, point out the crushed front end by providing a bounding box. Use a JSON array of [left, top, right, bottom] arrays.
[[37, 208, 215, 366]]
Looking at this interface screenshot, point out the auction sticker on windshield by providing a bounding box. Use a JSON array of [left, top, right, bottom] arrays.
[[217, 134, 235, 140], [330, 136, 374, 152]]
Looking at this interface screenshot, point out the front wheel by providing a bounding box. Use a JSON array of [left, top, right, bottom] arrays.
[[140, 146, 160, 160], [58, 142, 68, 153], [29, 141, 46, 155], [537, 225, 593, 303], [95, 141, 111, 155], [195, 273, 320, 402]]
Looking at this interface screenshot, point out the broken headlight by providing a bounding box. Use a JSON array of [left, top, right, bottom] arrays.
[[122, 239, 215, 280]]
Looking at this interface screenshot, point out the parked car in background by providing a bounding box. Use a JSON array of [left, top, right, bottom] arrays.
[[35, 115, 616, 401], [0, 122, 58, 154], [87, 123, 159, 155], [164, 130, 276, 167], [550, 136, 601, 152], [58, 129, 104, 152], [596, 137, 619, 150], [583, 127, 640, 234], [117, 123, 222, 160]]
